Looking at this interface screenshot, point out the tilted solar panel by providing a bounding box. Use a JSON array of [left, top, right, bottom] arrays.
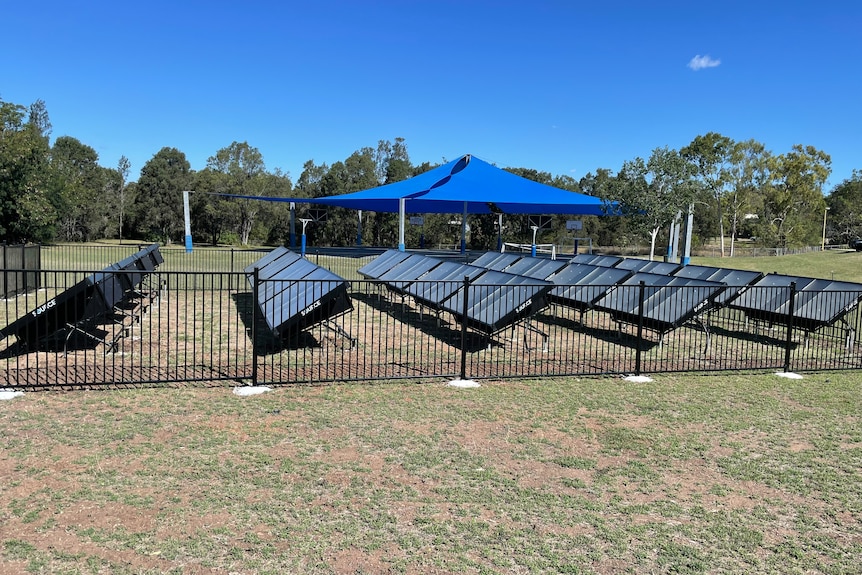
[[441, 272, 553, 335], [614, 258, 682, 275], [594, 272, 725, 332], [672, 265, 762, 305], [471, 252, 523, 271], [246, 247, 352, 339], [729, 274, 862, 331], [550, 265, 633, 311], [404, 262, 486, 309], [570, 254, 623, 267], [504, 257, 568, 280], [357, 249, 413, 279], [0, 244, 163, 350]]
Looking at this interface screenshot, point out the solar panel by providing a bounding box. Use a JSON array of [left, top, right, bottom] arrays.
[[550, 264, 633, 311], [404, 262, 486, 309], [470, 252, 523, 271], [376, 254, 442, 293], [503, 257, 568, 280], [728, 274, 862, 331], [0, 244, 163, 351], [357, 250, 413, 279], [570, 254, 623, 267], [614, 258, 682, 275], [594, 272, 726, 332], [672, 265, 763, 305], [442, 271, 553, 335], [247, 247, 352, 339]]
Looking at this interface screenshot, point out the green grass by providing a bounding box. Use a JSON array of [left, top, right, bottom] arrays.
[[2, 372, 860, 573], [692, 248, 862, 283]]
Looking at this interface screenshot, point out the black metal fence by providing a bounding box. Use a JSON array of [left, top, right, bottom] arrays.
[[3, 261, 862, 389]]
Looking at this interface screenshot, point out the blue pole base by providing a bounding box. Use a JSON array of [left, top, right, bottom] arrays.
[[531, 245, 537, 257], [398, 242, 406, 252], [681, 256, 691, 265], [184, 235, 193, 253], [301, 235, 307, 257]]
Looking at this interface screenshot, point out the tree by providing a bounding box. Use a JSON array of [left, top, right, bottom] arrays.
[[113, 156, 133, 242], [133, 147, 192, 244], [579, 169, 628, 248], [610, 147, 698, 260], [0, 97, 53, 242], [207, 141, 268, 246], [45, 136, 104, 241], [725, 140, 769, 256], [758, 145, 831, 248], [826, 170, 862, 244], [681, 132, 734, 256]]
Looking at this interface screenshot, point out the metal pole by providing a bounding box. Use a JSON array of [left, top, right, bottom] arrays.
[[821, 206, 830, 251], [784, 282, 797, 372], [635, 281, 646, 376], [681, 203, 694, 265], [398, 199, 406, 252], [460, 275, 470, 380], [289, 202, 296, 249], [182, 191, 193, 253], [461, 202, 467, 255], [531, 226, 538, 257], [251, 267, 259, 385]]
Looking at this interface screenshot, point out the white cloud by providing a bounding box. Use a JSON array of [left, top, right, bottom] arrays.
[[688, 54, 721, 71]]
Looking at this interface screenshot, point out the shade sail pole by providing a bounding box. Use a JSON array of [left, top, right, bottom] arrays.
[[398, 198, 406, 252], [182, 191, 193, 253], [461, 202, 467, 255]]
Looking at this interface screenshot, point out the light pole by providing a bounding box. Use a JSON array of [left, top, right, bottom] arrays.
[[821, 206, 830, 251]]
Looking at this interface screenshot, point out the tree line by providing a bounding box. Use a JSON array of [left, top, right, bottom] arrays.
[[2, 95, 859, 254]]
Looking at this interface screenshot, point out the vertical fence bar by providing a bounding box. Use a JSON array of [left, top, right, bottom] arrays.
[[635, 281, 646, 376], [251, 267, 259, 385], [460, 275, 470, 380], [784, 282, 797, 372]]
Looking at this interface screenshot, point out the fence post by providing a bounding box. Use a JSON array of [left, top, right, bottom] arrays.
[[784, 281, 797, 373], [251, 267, 259, 385], [635, 281, 646, 376], [2, 242, 7, 297], [460, 275, 471, 381]]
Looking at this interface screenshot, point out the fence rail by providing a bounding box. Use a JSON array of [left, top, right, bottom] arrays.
[[3, 265, 862, 389]]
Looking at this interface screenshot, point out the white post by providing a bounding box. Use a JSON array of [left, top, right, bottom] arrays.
[[182, 190, 193, 253], [461, 202, 467, 254]]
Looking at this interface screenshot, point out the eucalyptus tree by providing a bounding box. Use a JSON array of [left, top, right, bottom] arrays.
[[758, 144, 831, 248], [112, 156, 133, 242], [827, 171, 862, 244], [206, 141, 273, 245], [611, 147, 698, 260], [725, 140, 769, 256], [133, 147, 192, 244], [681, 132, 734, 256]]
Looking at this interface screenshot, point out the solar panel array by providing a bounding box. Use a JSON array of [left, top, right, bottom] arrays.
[[359, 250, 553, 338], [360, 250, 862, 348], [246, 247, 353, 340], [0, 243, 164, 351]]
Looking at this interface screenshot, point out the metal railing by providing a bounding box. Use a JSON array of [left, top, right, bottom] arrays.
[[3, 268, 862, 389]]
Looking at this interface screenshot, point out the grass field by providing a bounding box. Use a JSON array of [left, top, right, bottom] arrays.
[[3, 246, 862, 573], [2, 372, 861, 574]]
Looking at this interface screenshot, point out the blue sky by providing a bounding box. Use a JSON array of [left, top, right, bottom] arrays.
[[3, 0, 860, 190]]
